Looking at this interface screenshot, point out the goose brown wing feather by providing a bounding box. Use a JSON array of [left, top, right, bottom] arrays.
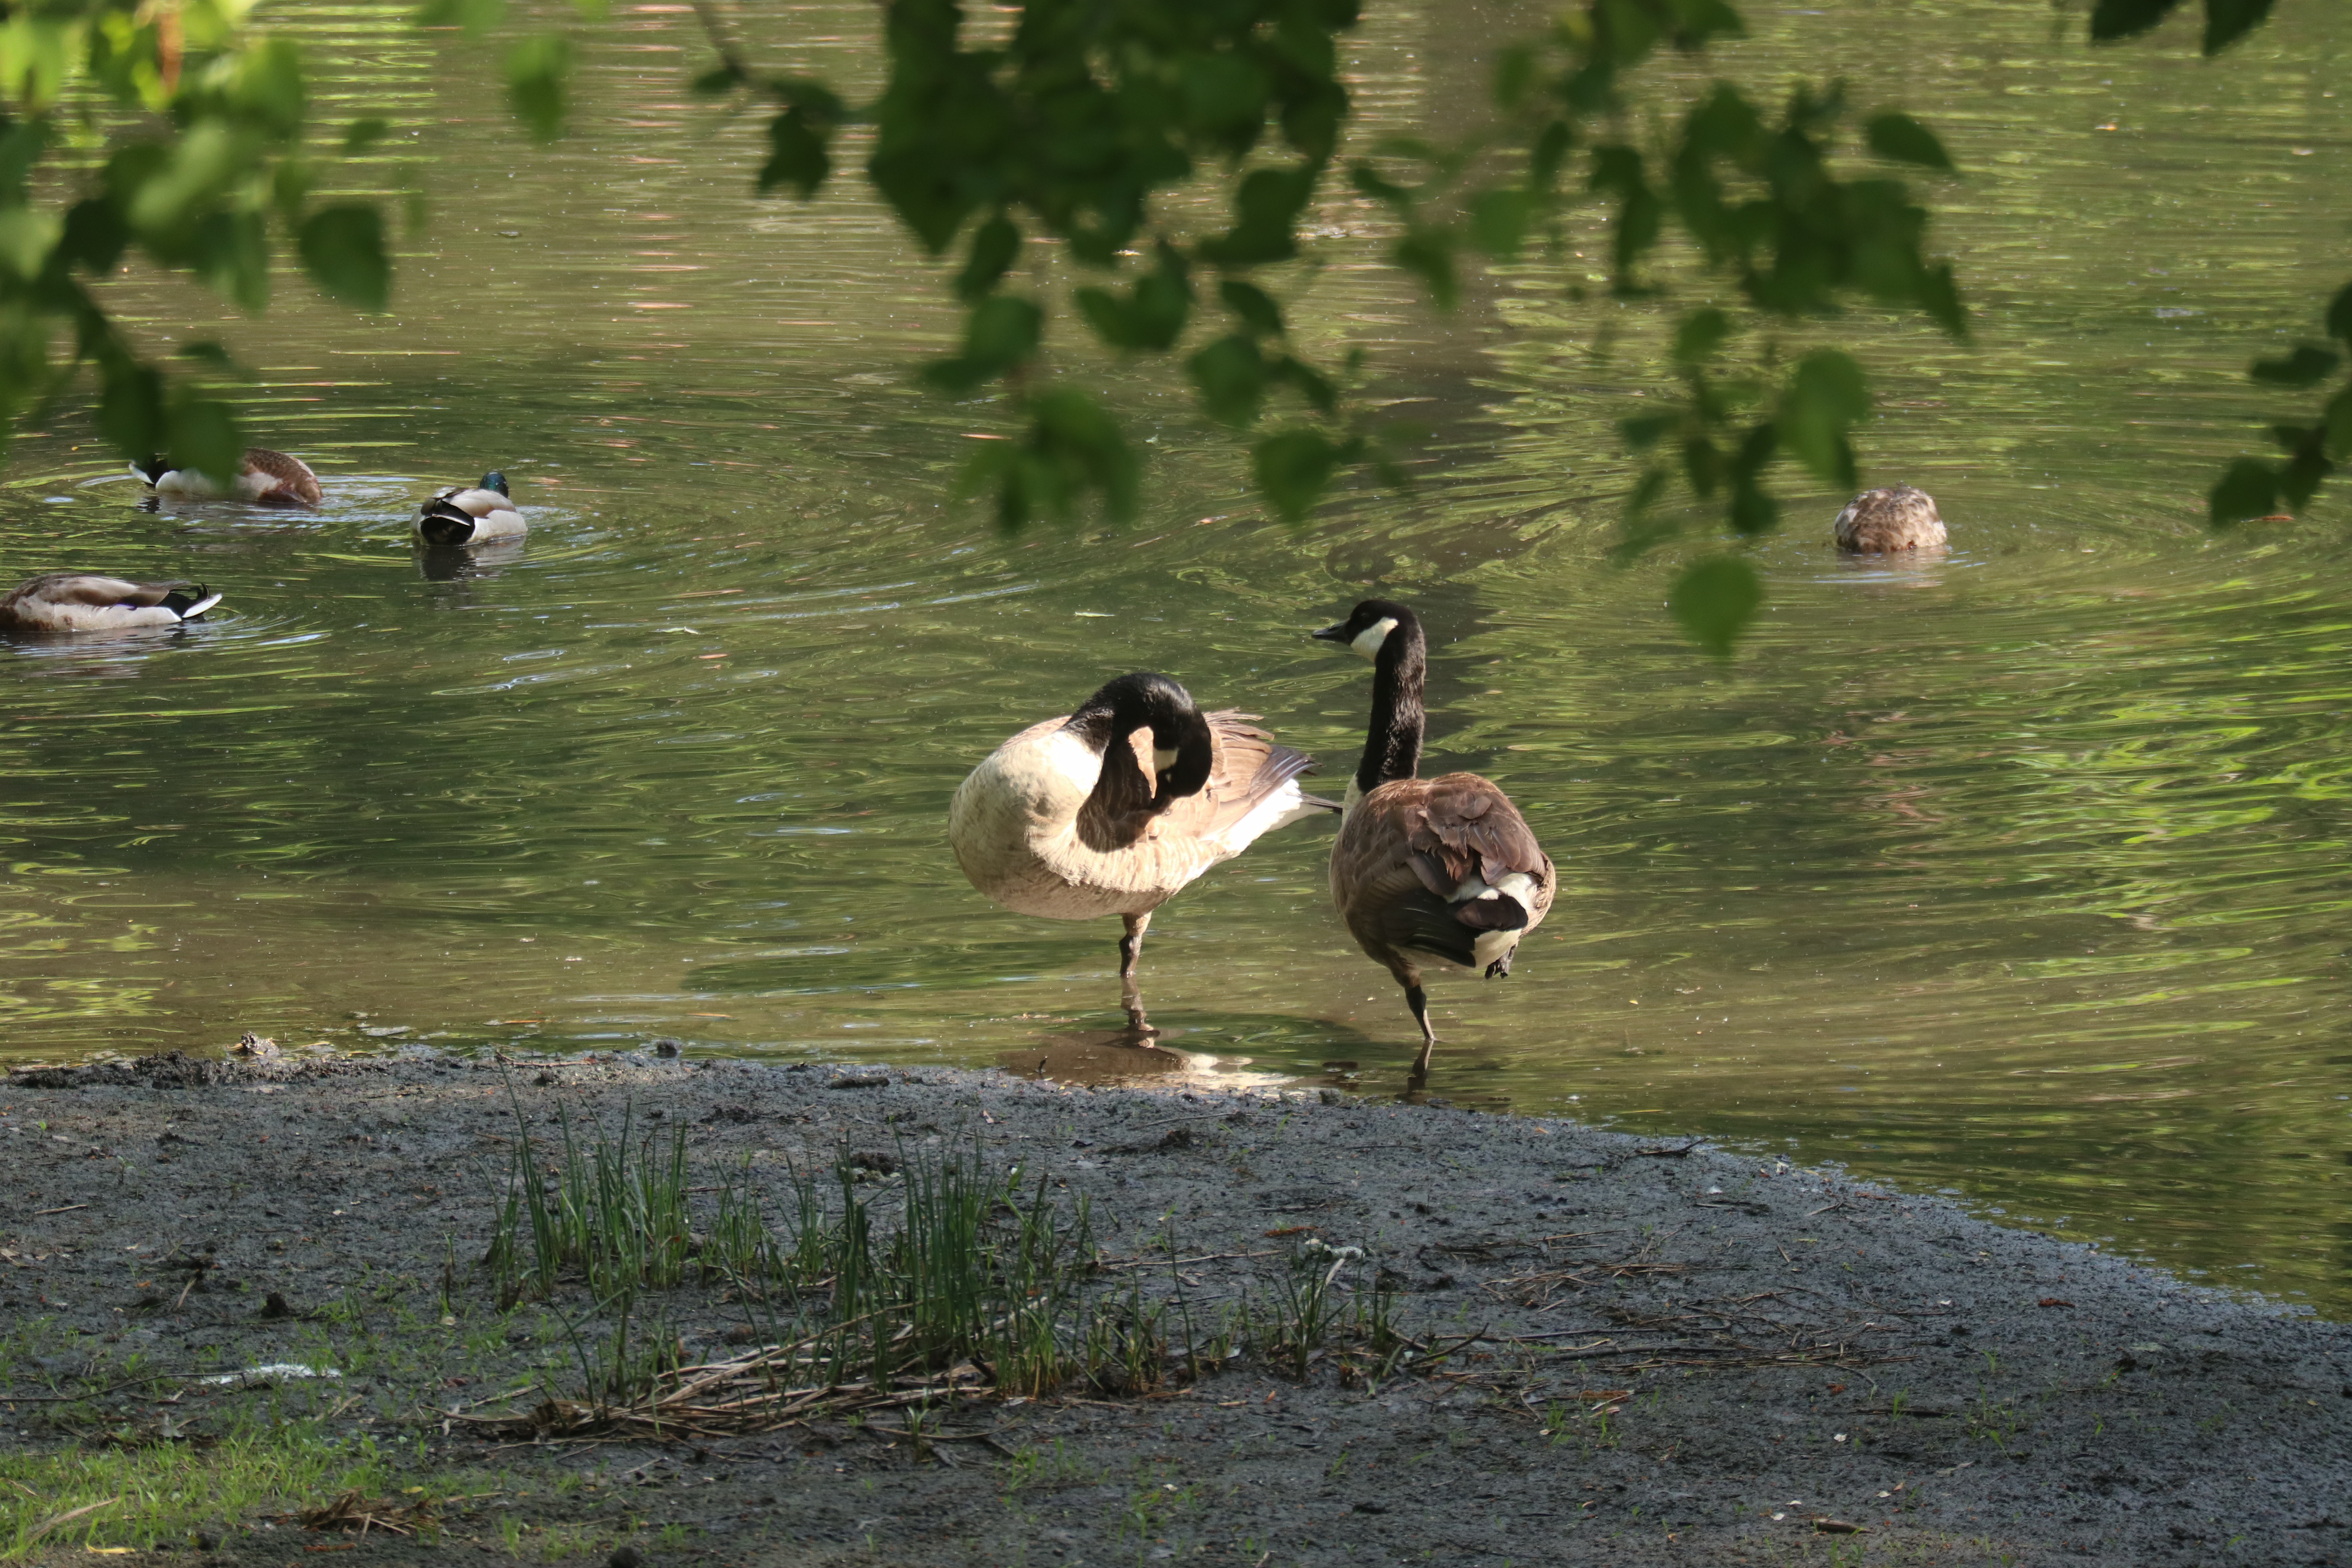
[[1339, 775, 1556, 964], [1153, 711, 1318, 842], [1405, 772, 1550, 890]]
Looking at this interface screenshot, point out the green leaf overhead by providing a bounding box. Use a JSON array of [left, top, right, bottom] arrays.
[[296, 204, 389, 311], [506, 34, 572, 143], [2088, 0, 2185, 41], [1865, 113, 1956, 172], [1668, 556, 1763, 657]]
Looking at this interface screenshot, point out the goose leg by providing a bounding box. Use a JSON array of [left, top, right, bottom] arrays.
[[1119, 911, 1156, 1036], [1405, 982, 1436, 1074]]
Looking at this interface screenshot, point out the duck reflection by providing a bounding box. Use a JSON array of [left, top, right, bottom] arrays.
[[417, 538, 527, 582]]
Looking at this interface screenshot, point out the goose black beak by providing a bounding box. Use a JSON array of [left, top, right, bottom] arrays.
[[1310, 623, 1350, 642]]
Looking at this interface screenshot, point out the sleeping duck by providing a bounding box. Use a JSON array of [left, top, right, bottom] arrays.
[[1833, 485, 1946, 553], [132, 449, 322, 507], [417, 471, 527, 546], [0, 573, 222, 633]]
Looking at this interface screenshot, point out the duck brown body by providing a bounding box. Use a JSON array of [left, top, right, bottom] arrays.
[[135, 447, 322, 507], [0, 573, 221, 633], [1833, 485, 1946, 552]]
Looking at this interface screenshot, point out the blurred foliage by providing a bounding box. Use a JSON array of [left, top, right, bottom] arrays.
[[2080, 0, 2345, 534], [0, 0, 411, 482], [0, 0, 2334, 651]]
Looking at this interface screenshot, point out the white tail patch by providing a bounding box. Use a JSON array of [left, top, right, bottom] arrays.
[[1216, 778, 1317, 855], [1472, 925, 1521, 972], [181, 592, 224, 620]]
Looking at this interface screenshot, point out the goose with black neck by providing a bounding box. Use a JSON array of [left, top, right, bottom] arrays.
[[1314, 600, 1556, 1076], [949, 671, 1337, 1034]]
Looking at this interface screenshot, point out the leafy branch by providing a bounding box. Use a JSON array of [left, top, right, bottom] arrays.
[[0, 0, 401, 479]]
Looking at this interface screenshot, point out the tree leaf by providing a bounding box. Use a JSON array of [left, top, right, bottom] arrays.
[[233, 38, 308, 138], [2326, 280, 2352, 347], [2322, 384, 2352, 463], [341, 118, 393, 156], [924, 295, 1041, 393], [1668, 556, 1763, 657], [1391, 227, 1458, 310], [297, 204, 389, 311], [2249, 345, 2338, 388], [757, 109, 829, 198], [2201, 0, 2275, 53], [2207, 457, 2279, 528], [1218, 279, 1285, 337], [1468, 187, 1533, 257], [415, 0, 508, 35], [1253, 429, 1344, 522], [506, 35, 572, 143], [2089, 0, 2184, 39], [953, 215, 1019, 303], [165, 393, 244, 485], [1198, 166, 1314, 266], [1776, 349, 1870, 488], [1347, 161, 1410, 211], [1864, 112, 1954, 172], [1727, 475, 1779, 536], [1188, 334, 1266, 427], [1268, 355, 1338, 416], [1671, 307, 1730, 364], [96, 360, 165, 462], [57, 198, 129, 276], [1620, 413, 1679, 452]]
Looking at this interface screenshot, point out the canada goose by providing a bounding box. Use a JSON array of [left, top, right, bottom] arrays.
[[1313, 600, 1554, 1074], [0, 573, 222, 633], [417, 471, 527, 545], [1833, 485, 1945, 552], [949, 671, 1337, 1032], [131, 449, 322, 507]]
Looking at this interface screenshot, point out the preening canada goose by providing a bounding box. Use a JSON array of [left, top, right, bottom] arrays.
[[1833, 485, 1945, 553], [949, 671, 1337, 1032], [1314, 600, 1555, 1075], [417, 471, 527, 545], [0, 573, 222, 633], [131, 449, 322, 507]]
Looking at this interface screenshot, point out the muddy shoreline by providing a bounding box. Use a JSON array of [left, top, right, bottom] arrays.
[[2, 1048, 2347, 1566]]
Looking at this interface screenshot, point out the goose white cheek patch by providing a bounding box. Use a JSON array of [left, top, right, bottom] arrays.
[[1350, 617, 1398, 661]]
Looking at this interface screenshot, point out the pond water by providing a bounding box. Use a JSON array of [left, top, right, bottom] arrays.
[[3, 2, 2349, 1310]]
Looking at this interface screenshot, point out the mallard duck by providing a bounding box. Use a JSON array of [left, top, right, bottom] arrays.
[[417, 471, 527, 545], [948, 671, 1337, 1033], [1833, 485, 1946, 552], [131, 449, 322, 507], [1313, 600, 1556, 1075], [0, 573, 222, 633]]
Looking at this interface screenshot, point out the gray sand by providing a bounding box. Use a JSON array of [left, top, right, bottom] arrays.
[[3, 1049, 2346, 1566]]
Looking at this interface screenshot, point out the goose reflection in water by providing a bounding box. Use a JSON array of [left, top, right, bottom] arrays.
[[1002, 1029, 1287, 1092]]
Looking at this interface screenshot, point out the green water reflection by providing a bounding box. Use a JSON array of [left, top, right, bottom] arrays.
[[2, 2, 2348, 1311]]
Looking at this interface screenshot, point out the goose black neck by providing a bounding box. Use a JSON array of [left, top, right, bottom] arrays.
[[1066, 671, 1212, 805], [1358, 616, 1425, 796]]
